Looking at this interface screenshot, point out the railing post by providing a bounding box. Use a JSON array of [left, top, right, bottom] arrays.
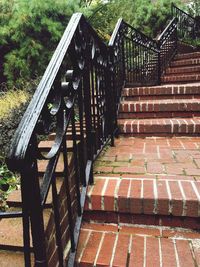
[[157, 40, 161, 85], [23, 138, 47, 267], [83, 57, 94, 184], [27, 165, 47, 266]]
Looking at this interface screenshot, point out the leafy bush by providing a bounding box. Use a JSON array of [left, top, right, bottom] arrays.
[[0, 0, 81, 88], [0, 156, 19, 211]]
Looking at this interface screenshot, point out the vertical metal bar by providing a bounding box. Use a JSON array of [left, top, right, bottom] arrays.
[[52, 177, 63, 267], [71, 107, 82, 216], [28, 158, 47, 267], [20, 173, 31, 267], [83, 58, 94, 184], [62, 136, 75, 252], [77, 81, 86, 186]]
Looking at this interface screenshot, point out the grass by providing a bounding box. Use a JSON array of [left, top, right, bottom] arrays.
[[0, 89, 29, 119]]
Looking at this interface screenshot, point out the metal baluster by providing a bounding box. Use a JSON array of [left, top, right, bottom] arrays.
[[52, 176, 63, 267]]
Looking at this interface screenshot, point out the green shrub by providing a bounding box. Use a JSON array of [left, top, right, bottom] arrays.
[[0, 0, 81, 88]]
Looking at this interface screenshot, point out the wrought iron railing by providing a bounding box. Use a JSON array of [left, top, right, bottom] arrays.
[[157, 17, 178, 79], [171, 3, 199, 41], [6, 13, 115, 267], [3, 4, 199, 267], [109, 19, 160, 87]]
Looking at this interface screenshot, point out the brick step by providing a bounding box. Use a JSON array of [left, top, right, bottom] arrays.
[[162, 73, 200, 83], [85, 177, 200, 218], [166, 65, 200, 75], [0, 208, 51, 248], [0, 250, 34, 267], [174, 51, 200, 61], [123, 95, 200, 101], [119, 99, 200, 114], [75, 223, 200, 267], [118, 112, 200, 119], [38, 140, 73, 152], [118, 117, 200, 135], [122, 83, 200, 98], [37, 153, 73, 176], [6, 177, 63, 207], [170, 57, 200, 67]]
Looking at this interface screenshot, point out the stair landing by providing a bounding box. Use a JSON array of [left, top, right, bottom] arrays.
[[76, 136, 200, 266], [76, 222, 200, 267]]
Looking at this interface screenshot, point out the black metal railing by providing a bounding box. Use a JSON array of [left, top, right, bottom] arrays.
[[3, 4, 199, 267], [171, 3, 200, 41], [157, 17, 178, 80], [6, 13, 115, 267], [109, 18, 160, 87]]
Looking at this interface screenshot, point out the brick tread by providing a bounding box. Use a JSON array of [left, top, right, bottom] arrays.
[[166, 65, 200, 75], [119, 99, 200, 113], [122, 83, 200, 97], [85, 177, 200, 217], [174, 51, 200, 60], [76, 224, 200, 267], [170, 57, 200, 67], [162, 73, 200, 83], [118, 117, 200, 134]]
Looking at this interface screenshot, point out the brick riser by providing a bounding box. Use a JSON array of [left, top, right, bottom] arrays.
[[76, 223, 200, 266], [118, 112, 200, 119], [118, 117, 200, 135], [119, 100, 200, 113], [123, 95, 200, 101], [85, 178, 200, 218], [162, 74, 200, 84]]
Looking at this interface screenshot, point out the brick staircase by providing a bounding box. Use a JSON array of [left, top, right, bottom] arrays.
[[75, 51, 200, 266], [1, 51, 200, 266], [118, 52, 200, 136]]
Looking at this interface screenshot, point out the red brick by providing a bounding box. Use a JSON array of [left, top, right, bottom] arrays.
[[80, 231, 103, 266], [175, 240, 195, 267], [112, 234, 130, 267], [157, 180, 170, 215], [143, 180, 155, 214], [81, 223, 118, 233], [168, 181, 183, 216], [192, 240, 200, 266], [104, 179, 118, 211], [146, 237, 160, 267], [181, 181, 199, 217], [129, 236, 144, 267], [120, 225, 160, 237], [129, 180, 143, 214], [118, 179, 131, 212], [160, 238, 177, 267], [75, 230, 91, 264], [96, 233, 116, 266], [147, 162, 164, 174], [90, 179, 106, 210]]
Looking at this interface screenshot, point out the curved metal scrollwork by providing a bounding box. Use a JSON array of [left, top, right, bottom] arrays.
[[6, 13, 114, 267]]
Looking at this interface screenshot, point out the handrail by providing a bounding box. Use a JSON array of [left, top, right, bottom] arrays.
[[171, 3, 197, 40], [109, 18, 160, 86], [6, 12, 115, 267], [171, 3, 195, 20], [157, 17, 178, 42], [5, 4, 199, 266]]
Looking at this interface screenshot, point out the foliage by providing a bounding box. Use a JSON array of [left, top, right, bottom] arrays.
[[0, 0, 187, 88], [0, 156, 19, 211], [0, 89, 29, 119], [88, 0, 183, 38], [0, 0, 81, 88], [187, 0, 200, 17]]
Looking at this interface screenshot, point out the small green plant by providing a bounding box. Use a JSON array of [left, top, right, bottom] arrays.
[[0, 157, 19, 211]]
